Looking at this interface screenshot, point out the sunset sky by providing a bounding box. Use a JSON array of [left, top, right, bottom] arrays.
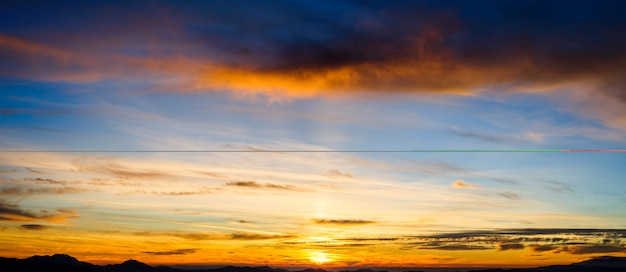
[[1, 0, 626, 269]]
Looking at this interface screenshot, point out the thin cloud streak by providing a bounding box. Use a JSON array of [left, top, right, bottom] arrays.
[[0, 200, 78, 223], [19, 224, 50, 230], [312, 219, 376, 225], [143, 249, 198, 255]]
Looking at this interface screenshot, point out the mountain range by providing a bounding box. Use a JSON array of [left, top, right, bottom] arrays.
[[0, 254, 625, 272]]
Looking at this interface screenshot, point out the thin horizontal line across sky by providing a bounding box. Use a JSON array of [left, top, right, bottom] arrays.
[[1, 150, 625, 153]]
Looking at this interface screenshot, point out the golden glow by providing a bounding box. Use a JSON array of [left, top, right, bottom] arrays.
[[1, 152, 625, 268], [308, 251, 332, 265]]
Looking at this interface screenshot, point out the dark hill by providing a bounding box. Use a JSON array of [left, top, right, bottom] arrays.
[[1, 254, 626, 272], [101, 259, 156, 272]]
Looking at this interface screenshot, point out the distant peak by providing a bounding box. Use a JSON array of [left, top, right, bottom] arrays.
[[122, 259, 149, 266], [27, 254, 80, 264], [575, 255, 626, 267], [52, 253, 78, 260]]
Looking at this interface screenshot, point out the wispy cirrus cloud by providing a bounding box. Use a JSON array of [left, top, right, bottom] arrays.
[[325, 169, 352, 178], [497, 191, 521, 200], [418, 244, 492, 251], [312, 219, 376, 225], [0, 199, 78, 223], [127, 187, 215, 196], [225, 181, 306, 191], [0, 184, 87, 196], [143, 248, 198, 255], [452, 131, 531, 144], [133, 231, 294, 241]]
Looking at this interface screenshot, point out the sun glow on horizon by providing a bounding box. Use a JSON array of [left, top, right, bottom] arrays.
[[308, 251, 332, 265]]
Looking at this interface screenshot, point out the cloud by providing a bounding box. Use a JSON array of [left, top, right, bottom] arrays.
[[1, 1, 626, 132], [530, 244, 558, 252], [499, 243, 525, 251], [540, 180, 575, 193], [0, 185, 87, 196], [0, 2, 623, 97], [419, 243, 492, 251], [0, 201, 40, 221], [0, 200, 78, 223], [452, 179, 477, 189], [25, 168, 45, 174], [264, 184, 298, 190], [452, 131, 530, 144], [490, 178, 519, 185], [24, 178, 68, 185], [143, 249, 198, 255], [497, 192, 521, 200], [72, 158, 170, 180], [406, 160, 468, 176], [20, 224, 50, 230], [565, 245, 626, 254], [129, 187, 214, 196], [225, 181, 305, 191], [312, 219, 376, 225], [229, 232, 295, 240], [282, 227, 626, 254], [226, 181, 262, 188], [134, 231, 294, 241], [326, 169, 352, 178]]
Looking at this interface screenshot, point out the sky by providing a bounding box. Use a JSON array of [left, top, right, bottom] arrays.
[[1, 0, 626, 269]]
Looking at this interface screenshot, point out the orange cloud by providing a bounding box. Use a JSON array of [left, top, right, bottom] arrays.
[[452, 179, 477, 189]]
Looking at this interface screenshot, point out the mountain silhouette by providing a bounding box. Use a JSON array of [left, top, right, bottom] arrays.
[[1, 254, 625, 272], [26, 253, 83, 265], [102, 259, 156, 272], [468, 256, 626, 271]]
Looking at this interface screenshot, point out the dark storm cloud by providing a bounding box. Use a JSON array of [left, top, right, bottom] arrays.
[[2, 0, 626, 132], [1, 0, 624, 96]]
